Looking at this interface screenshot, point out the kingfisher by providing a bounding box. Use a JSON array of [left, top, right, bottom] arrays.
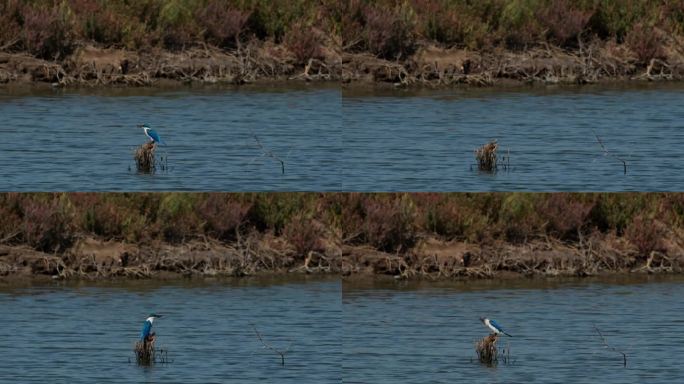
[[138, 124, 165, 145], [140, 313, 162, 341], [480, 317, 513, 337]]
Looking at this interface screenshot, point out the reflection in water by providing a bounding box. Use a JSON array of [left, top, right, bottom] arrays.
[[343, 275, 684, 384], [0, 277, 340, 383]]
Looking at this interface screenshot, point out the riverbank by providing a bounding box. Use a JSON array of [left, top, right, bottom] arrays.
[[341, 0, 684, 87], [343, 234, 684, 280], [0, 235, 339, 280], [0, 0, 340, 86], [0, 43, 340, 86], [342, 40, 684, 87], [2, 193, 684, 280], [3, 1, 684, 87]]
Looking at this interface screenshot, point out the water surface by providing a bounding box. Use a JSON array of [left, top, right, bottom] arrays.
[[0, 84, 340, 191], [343, 275, 684, 383], [3, 82, 684, 190], [343, 83, 684, 191], [0, 277, 340, 383]]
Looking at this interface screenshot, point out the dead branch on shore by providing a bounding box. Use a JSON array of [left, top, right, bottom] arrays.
[[593, 325, 627, 367], [251, 133, 285, 174], [250, 323, 291, 366], [593, 131, 627, 174]]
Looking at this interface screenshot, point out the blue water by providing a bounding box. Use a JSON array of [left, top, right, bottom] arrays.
[[343, 275, 684, 383], [0, 85, 341, 191], [343, 83, 684, 191], [3, 83, 684, 190], [0, 277, 341, 383]]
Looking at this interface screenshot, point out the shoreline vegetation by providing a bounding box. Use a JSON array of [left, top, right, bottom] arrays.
[[1, 1, 684, 87], [1, 193, 683, 280]]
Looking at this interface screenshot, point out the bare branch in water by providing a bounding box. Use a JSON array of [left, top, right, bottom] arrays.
[[594, 324, 627, 367], [593, 131, 627, 174], [250, 323, 290, 366], [251, 133, 285, 174]]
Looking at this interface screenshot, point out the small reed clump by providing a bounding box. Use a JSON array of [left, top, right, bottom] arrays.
[[475, 334, 512, 366], [475, 140, 498, 172], [476, 334, 499, 364], [134, 334, 171, 365], [135, 336, 156, 365], [134, 142, 156, 173]]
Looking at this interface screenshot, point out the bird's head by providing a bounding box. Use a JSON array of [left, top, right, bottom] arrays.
[[148, 313, 162, 319], [479, 317, 486, 323], [138, 124, 150, 130]]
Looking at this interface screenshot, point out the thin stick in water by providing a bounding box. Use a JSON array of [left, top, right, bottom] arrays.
[[251, 133, 285, 174], [593, 131, 627, 174], [250, 323, 290, 366], [594, 324, 627, 367]]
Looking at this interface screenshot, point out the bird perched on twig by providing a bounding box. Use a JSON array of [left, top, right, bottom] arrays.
[[140, 313, 162, 342], [480, 317, 513, 337], [138, 124, 166, 146]]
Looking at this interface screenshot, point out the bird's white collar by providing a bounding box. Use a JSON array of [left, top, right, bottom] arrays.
[[146, 316, 155, 323]]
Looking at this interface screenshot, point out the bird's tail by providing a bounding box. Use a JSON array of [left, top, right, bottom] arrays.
[[503, 331, 513, 337]]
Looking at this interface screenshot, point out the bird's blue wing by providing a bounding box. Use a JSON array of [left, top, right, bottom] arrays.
[[489, 319, 505, 332], [149, 129, 166, 145], [148, 129, 161, 142], [140, 320, 152, 340]]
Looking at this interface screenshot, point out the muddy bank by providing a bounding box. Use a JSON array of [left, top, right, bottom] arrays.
[[342, 234, 684, 280], [342, 40, 684, 87], [0, 235, 339, 280], [3, 234, 683, 281], [0, 43, 340, 86]]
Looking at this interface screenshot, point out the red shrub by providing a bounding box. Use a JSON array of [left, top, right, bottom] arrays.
[[20, 196, 75, 252], [626, 23, 666, 65], [411, 0, 488, 48], [625, 215, 667, 257], [537, 194, 594, 240], [283, 214, 324, 256], [285, 22, 324, 64], [363, 4, 416, 59], [0, 0, 22, 50], [0, 194, 22, 243], [340, 0, 365, 52], [537, 0, 592, 47], [361, 195, 417, 252], [197, 194, 251, 241], [20, 3, 75, 58], [198, 0, 250, 48]]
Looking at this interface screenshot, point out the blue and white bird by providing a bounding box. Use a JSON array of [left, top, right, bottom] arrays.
[[480, 317, 513, 337], [140, 313, 162, 341], [138, 124, 165, 145]]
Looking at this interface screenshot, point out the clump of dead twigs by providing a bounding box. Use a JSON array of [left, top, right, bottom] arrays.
[[134, 335, 171, 365], [474, 140, 509, 172], [134, 142, 168, 173], [475, 333, 511, 365]]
